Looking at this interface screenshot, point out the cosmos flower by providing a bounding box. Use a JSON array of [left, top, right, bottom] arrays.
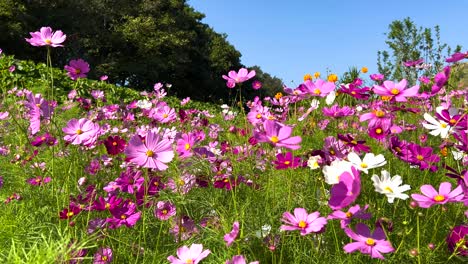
[[327, 204, 371, 228], [25, 26, 66, 47], [304, 79, 335, 97], [280, 208, 327, 236], [167, 244, 211, 264], [222, 68, 256, 88], [347, 152, 386, 174], [446, 225, 468, 256], [125, 131, 174, 170], [64, 59, 90, 80], [422, 113, 451, 138], [373, 79, 419, 102], [224, 221, 240, 247], [62, 118, 100, 146], [273, 152, 302, 169], [225, 255, 259, 264], [371, 170, 411, 203], [343, 223, 394, 259], [154, 201, 176, 221], [328, 166, 361, 210], [411, 182, 463, 208], [93, 247, 113, 264], [254, 120, 302, 150]]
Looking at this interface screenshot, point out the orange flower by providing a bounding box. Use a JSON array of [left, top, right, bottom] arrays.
[[361, 67, 368, 73], [303, 73, 313, 81], [327, 74, 338, 82]]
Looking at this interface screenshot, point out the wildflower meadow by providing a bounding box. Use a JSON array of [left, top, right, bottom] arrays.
[[0, 26, 468, 264]]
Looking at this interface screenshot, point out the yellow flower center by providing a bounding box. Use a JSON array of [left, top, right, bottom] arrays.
[[184, 143, 191, 150], [345, 212, 353, 218], [360, 163, 368, 169], [270, 136, 279, 143], [416, 155, 424, 161], [298, 220, 307, 228], [76, 129, 83, 135], [395, 147, 401, 153], [256, 114, 262, 119], [75, 69, 81, 74], [390, 88, 400, 95], [267, 115, 276, 120], [105, 203, 110, 209], [374, 110, 385, 117], [146, 150, 154, 157], [112, 141, 118, 146], [162, 209, 168, 215], [375, 128, 382, 134], [66, 212, 74, 217], [44, 39, 52, 44], [384, 186, 393, 193], [351, 140, 357, 145], [434, 195, 445, 202], [313, 88, 321, 95], [163, 113, 168, 118], [284, 161, 290, 165], [121, 214, 127, 220], [449, 119, 456, 125], [440, 123, 447, 128], [102, 256, 108, 261], [35, 178, 41, 183], [351, 91, 356, 95], [366, 238, 375, 246], [186, 260, 194, 264], [275, 92, 283, 100]]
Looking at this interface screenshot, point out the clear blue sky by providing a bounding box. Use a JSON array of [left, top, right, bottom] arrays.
[[188, 0, 468, 86]]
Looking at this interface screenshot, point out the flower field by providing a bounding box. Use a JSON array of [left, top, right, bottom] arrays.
[[0, 27, 467, 263]]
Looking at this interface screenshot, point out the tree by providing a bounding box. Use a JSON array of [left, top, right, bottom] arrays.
[[377, 17, 461, 84]]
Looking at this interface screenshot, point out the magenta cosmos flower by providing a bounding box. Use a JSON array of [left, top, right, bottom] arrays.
[[254, 120, 302, 150], [125, 131, 174, 170], [154, 201, 176, 220], [328, 166, 361, 210], [222, 68, 256, 88], [373, 79, 419, 102], [273, 152, 302, 169], [411, 182, 463, 208], [64, 59, 90, 80], [167, 244, 211, 264], [280, 208, 327, 236], [446, 224, 468, 256], [303, 79, 335, 97], [343, 223, 394, 260], [25, 26, 66, 47], [327, 204, 371, 228], [63, 118, 100, 146], [93, 247, 112, 264]]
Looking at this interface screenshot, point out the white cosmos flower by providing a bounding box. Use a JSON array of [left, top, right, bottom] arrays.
[[307, 155, 322, 170], [422, 113, 451, 139], [136, 99, 152, 110], [371, 170, 411, 203], [325, 90, 336, 105], [322, 159, 353, 184], [347, 152, 386, 174]]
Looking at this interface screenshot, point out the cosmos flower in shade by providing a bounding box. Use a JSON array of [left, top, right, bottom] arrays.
[[371, 170, 411, 203], [93, 247, 112, 264], [63, 118, 100, 146], [31, 133, 57, 147], [176, 132, 196, 158], [125, 131, 174, 170], [422, 113, 451, 138], [328, 204, 371, 228], [103, 135, 126, 155], [328, 167, 361, 210], [26, 176, 51, 186], [280, 208, 327, 236], [152, 104, 177, 123], [273, 152, 302, 169], [347, 152, 386, 174], [154, 201, 176, 221], [225, 255, 259, 264], [446, 225, 468, 256], [25, 27, 66, 47], [254, 120, 302, 150], [402, 143, 440, 171], [106, 200, 141, 228], [343, 223, 394, 259], [224, 221, 240, 246], [64, 59, 90, 80], [370, 73, 384, 82], [373, 79, 419, 102], [167, 244, 211, 264], [252, 80, 262, 90], [337, 84, 370, 100], [411, 182, 463, 208], [115, 168, 144, 194], [59, 203, 82, 220], [431, 66, 450, 94], [303, 79, 335, 97], [170, 216, 199, 241], [403, 58, 424, 67], [445, 51, 468, 63], [93, 195, 122, 211], [222, 68, 256, 88], [435, 106, 466, 130], [337, 134, 370, 154]]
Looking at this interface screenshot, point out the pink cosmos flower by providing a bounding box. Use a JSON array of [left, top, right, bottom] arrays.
[[167, 244, 211, 264], [411, 182, 464, 208], [273, 152, 302, 169], [304, 79, 335, 97], [252, 80, 262, 90], [445, 51, 468, 63], [125, 131, 174, 170], [25, 27, 66, 47], [27, 176, 51, 186], [176, 132, 196, 158], [93, 247, 112, 264], [154, 201, 176, 220], [328, 166, 361, 210], [222, 68, 256, 88], [64, 59, 90, 80], [370, 73, 384, 82], [373, 79, 419, 102], [106, 200, 141, 228], [343, 223, 394, 260], [224, 221, 240, 246], [280, 208, 327, 236], [62, 118, 100, 146], [254, 120, 302, 150], [327, 204, 371, 228]]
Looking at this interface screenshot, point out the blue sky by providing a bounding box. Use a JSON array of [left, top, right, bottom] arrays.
[[188, 0, 468, 86]]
